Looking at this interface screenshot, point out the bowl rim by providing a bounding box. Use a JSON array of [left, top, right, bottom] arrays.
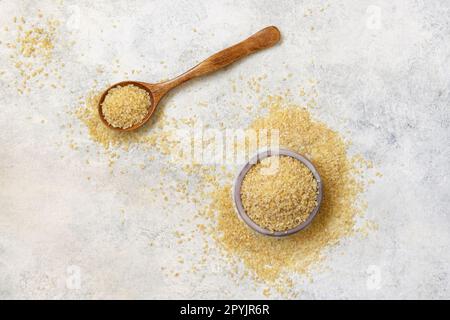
[[232, 148, 323, 237]]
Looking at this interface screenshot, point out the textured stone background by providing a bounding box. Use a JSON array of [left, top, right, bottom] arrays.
[[0, 0, 449, 299]]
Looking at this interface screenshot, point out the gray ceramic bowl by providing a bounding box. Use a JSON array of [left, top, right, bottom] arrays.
[[232, 148, 323, 237]]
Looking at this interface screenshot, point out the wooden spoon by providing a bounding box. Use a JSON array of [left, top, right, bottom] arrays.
[[98, 26, 281, 131]]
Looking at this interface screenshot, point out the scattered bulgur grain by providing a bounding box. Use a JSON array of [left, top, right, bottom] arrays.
[[241, 155, 318, 232], [69, 75, 375, 297], [3, 13, 68, 93], [206, 96, 367, 286], [101, 84, 151, 129]]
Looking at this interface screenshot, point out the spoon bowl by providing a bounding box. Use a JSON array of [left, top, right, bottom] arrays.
[[97, 81, 157, 132], [98, 26, 281, 131]]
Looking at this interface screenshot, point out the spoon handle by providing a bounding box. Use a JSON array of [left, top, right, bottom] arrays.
[[153, 26, 280, 97]]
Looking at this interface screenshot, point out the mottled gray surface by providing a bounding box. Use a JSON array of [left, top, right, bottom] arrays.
[[0, 0, 449, 299]]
